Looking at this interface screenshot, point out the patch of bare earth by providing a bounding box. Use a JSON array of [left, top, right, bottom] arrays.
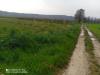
[[62, 26, 89, 75]]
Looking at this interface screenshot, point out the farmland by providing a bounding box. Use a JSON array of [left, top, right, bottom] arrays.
[[0, 18, 80, 75]]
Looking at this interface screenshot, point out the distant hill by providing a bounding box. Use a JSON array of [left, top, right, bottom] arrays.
[[0, 10, 74, 20]]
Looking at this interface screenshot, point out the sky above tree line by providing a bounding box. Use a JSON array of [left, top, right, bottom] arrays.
[[0, 0, 100, 18]]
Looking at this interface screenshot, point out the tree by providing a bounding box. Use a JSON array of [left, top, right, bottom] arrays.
[[75, 9, 85, 23]]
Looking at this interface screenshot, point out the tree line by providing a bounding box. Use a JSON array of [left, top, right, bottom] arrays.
[[75, 9, 100, 23]]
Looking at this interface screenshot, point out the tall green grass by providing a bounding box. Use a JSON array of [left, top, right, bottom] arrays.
[[87, 24, 100, 41], [0, 18, 80, 75]]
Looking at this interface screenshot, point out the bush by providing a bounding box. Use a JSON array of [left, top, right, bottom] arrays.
[[0, 29, 34, 50]]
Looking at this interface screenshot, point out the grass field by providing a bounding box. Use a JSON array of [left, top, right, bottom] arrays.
[[0, 18, 80, 75], [88, 24, 100, 41]]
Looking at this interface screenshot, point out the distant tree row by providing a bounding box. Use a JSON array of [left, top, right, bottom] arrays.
[[75, 9, 100, 23]]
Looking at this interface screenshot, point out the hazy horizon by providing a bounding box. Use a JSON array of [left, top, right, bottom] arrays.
[[0, 0, 100, 18]]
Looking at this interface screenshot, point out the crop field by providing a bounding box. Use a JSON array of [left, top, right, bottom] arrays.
[[88, 24, 100, 41], [0, 18, 80, 75]]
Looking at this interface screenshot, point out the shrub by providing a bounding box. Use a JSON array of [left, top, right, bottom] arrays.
[[0, 29, 33, 50]]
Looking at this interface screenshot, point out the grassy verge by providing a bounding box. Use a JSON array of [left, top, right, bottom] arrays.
[[87, 24, 100, 41], [84, 27, 100, 75], [0, 18, 80, 75]]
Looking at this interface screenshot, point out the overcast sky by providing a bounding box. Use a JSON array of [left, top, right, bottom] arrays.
[[0, 0, 100, 18]]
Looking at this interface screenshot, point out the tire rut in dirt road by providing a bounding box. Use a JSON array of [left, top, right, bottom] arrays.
[[62, 26, 89, 75], [86, 27, 100, 65]]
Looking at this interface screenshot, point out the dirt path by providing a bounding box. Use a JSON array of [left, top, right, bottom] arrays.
[[86, 27, 100, 65], [62, 26, 89, 75]]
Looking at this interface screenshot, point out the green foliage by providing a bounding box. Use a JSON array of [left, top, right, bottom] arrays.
[[0, 30, 33, 50], [0, 17, 80, 75], [87, 24, 100, 41], [86, 25, 100, 75], [0, 50, 19, 63]]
